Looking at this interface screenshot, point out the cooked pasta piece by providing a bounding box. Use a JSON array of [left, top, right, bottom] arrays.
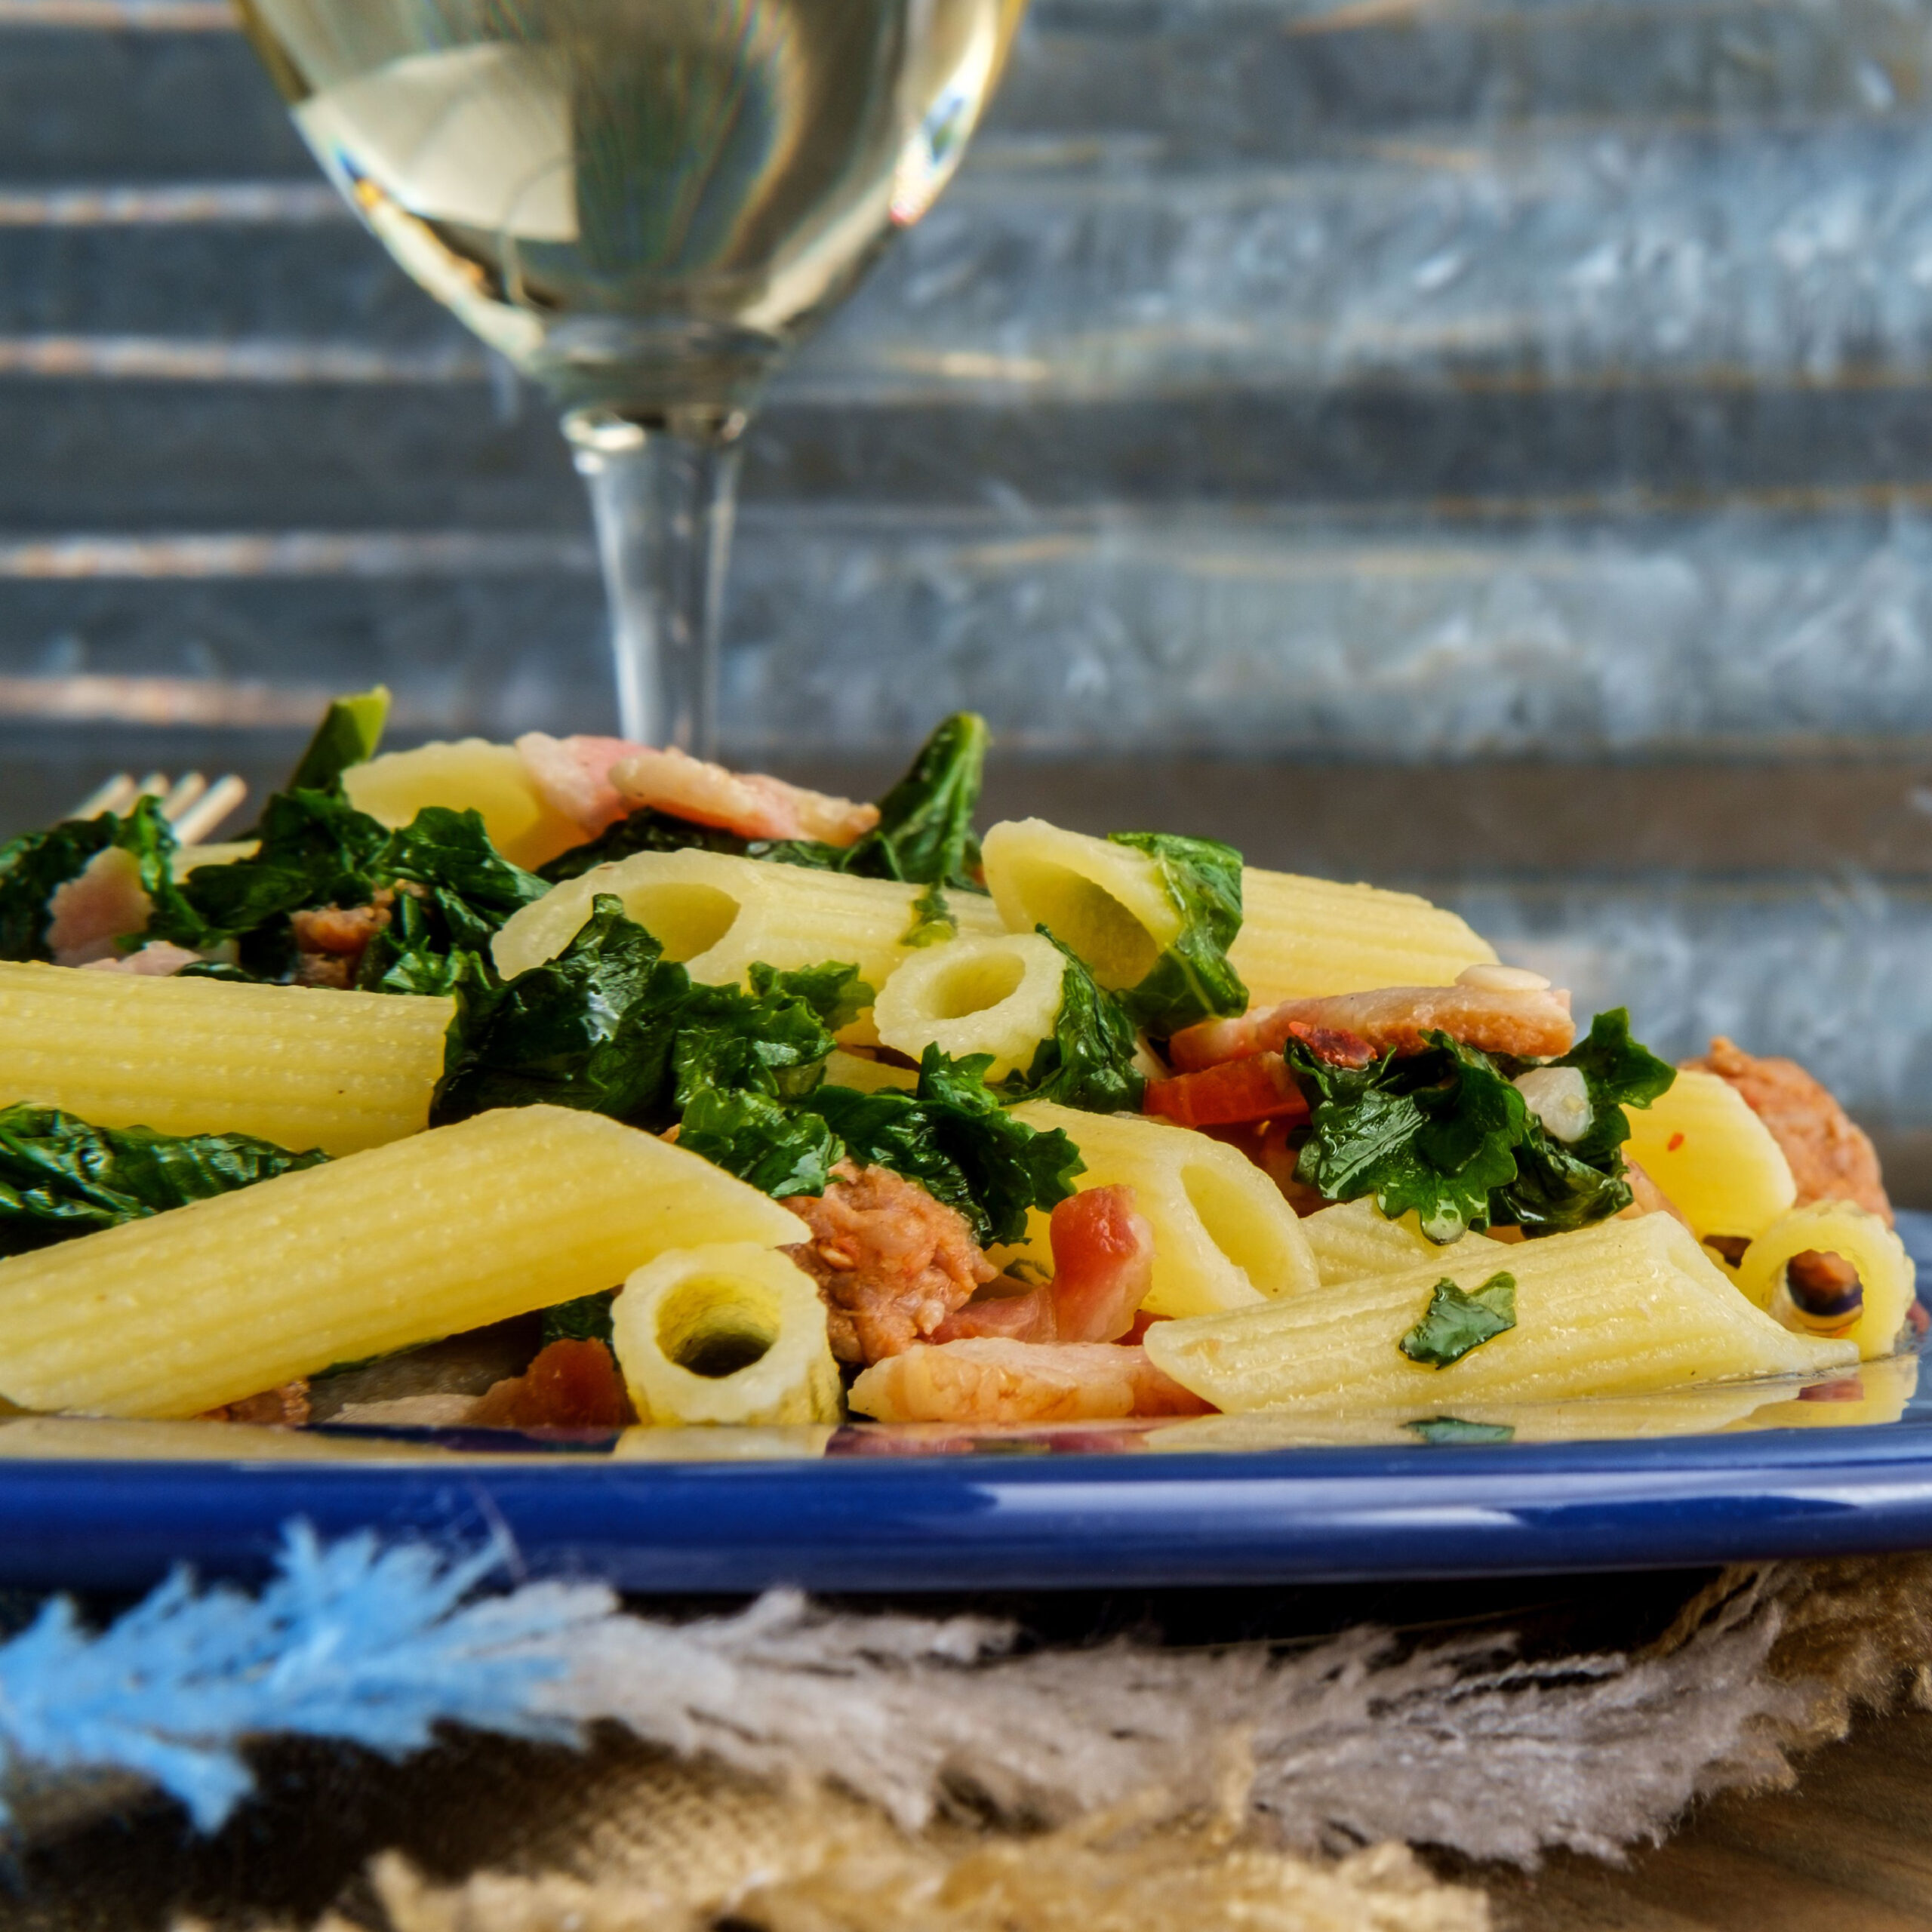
[[979, 820, 1181, 992], [0, 1106, 801, 1420], [1623, 1068, 1797, 1243], [491, 849, 1004, 994], [343, 737, 586, 868], [1230, 870, 1497, 1009], [1005, 1100, 1319, 1317], [978, 823, 1497, 1010], [0, 961, 451, 1155], [1731, 1200, 1916, 1360], [611, 1242, 841, 1426], [1300, 1198, 1505, 1286], [821, 1048, 920, 1094], [1143, 1214, 1854, 1413], [871, 931, 1065, 1079]]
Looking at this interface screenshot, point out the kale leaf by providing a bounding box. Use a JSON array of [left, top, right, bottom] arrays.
[[431, 895, 686, 1126], [996, 928, 1145, 1114], [281, 685, 389, 800], [1106, 831, 1247, 1037], [1402, 1415, 1516, 1444], [798, 1048, 1084, 1245], [542, 1289, 617, 1348], [837, 711, 988, 890], [678, 1087, 846, 1198], [902, 880, 958, 949], [0, 1104, 327, 1256], [1290, 1032, 1529, 1243], [1491, 1010, 1678, 1235], [1399, 1271, 1518, 1368], [177, 786, 390, 973]]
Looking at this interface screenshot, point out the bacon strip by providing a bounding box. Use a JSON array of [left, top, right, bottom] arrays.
[[46, 846, 152, 966], [611, 746, 878, 846], [848, 1339, 1212, 1424], [1169, 982, 1574, 1072], [515, 732, 648, 835], [933, 1185, 1157, 1346], [471, 1338, 633, 1429], [1144, 1051, 1310, 1131]]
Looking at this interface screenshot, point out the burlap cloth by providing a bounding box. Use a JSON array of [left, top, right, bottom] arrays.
[[16, 1552, 1932, 1931]]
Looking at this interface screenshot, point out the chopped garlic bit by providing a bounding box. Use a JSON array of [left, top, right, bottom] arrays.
[[1514, 1064, 1593, 1143]]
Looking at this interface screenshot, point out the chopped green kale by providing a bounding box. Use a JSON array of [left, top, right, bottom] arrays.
[[0, 1105, 328, 1256], [1401, 1415, 1517, 1444], [0, 816, 116, 961], [1105, 831, 1247, 1037], [902, 881, 958, 948], [281, 685, 389, 800], [430, 895, 685, 1126], [542, 1289, 617, 1349], [995, 928, 1144, 1115], [1290, 1032, 1528, 1243], [1491, 1010, 1678, 1235], [1398, 1271, 1518, 1368]]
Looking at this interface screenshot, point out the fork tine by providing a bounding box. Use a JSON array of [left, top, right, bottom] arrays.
[[170, 774, 247, 846], [158, 773, 208, 823], [134, 771, 168, 801], [68, 773, 137, 820]]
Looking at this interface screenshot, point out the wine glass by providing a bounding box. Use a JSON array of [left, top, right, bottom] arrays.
[[234, 0, 1028, 752]]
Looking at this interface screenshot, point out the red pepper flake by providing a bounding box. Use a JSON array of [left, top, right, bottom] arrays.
[[1667, 1132, 1685, 1152]]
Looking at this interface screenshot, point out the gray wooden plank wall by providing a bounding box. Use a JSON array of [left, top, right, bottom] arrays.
[[8, 0, 1932, 1190]]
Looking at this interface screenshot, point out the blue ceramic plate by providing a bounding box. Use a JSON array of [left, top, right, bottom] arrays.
[[2, 1215, 1927, 1595]]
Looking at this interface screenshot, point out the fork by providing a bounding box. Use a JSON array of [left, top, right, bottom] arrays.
[[65, 771, 248, 847]]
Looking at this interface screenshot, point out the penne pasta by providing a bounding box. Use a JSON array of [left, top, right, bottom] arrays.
[[1006, 1100, 1320, 1316], [1731, 1200, 1916, 1361], [0, 961, 451, 1155], [491, 849, 1004, 995], [871, 931, 1065, 1079], [1231, 869, 1498, 1009], [979, 821, 1497, 1011], [1143, 1214, 1854, 1413], [820, 1048, 921, 1094], [0, 1105, 801, 1419], [1298, 1198, 1505, 1284], [343, 737, 587, 868], [980, 820, 1181, 992], [1623, 1067, 1797, 1242], [611, 1243, 841, 1426]]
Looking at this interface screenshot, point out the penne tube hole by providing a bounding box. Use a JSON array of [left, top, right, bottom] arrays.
[[930, 951, 1028, 1020], [1010, 865, 1158, 990], [656, 1273, 780, 1379], [623, 884, 741, 963]]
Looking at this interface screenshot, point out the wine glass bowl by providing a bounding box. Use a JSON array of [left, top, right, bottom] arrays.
[[236, 0, 1026, 744]]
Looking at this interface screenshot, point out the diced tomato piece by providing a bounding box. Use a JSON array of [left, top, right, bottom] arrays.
[[1143, 1051, 1311, 1130], [1050, 1186, 1156, 1341]]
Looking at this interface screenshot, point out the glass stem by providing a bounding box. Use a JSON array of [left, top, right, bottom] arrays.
[[565, 408, 745, 753]]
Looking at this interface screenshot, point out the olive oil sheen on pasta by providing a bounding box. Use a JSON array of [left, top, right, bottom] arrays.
[[238, 0, 1026, 416]]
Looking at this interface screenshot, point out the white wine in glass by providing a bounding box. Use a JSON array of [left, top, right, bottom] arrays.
[[236, 0, 1028, 749]]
